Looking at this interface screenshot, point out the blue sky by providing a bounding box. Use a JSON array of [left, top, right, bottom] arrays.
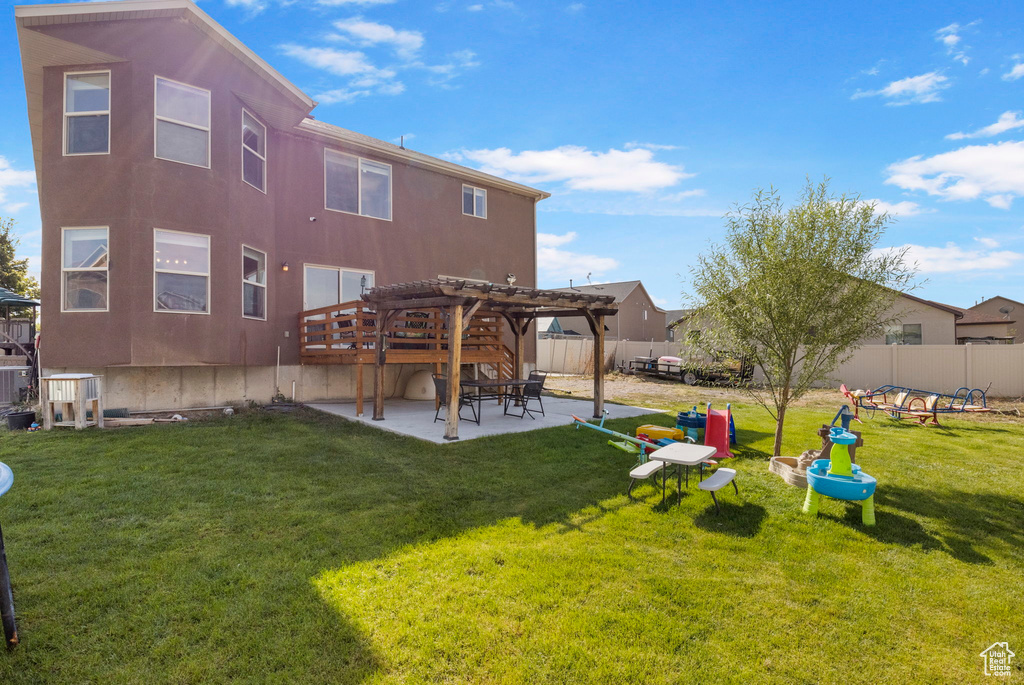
[[2, 0, 1024, 310]]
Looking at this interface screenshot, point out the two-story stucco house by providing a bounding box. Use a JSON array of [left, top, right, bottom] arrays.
[[16, 0, 548, 410]]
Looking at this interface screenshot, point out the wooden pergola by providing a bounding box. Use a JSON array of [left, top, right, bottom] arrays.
[[361, 278, 618, 440]]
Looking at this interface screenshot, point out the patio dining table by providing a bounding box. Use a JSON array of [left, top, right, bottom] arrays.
[[459, 378, 534, 421]]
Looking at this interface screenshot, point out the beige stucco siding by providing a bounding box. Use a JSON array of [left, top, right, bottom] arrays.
[[859, 295, 957, 345]]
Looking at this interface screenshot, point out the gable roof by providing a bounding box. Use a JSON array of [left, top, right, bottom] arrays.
[[553, 281, 642, 304], [15, 0, 550, 201], [972, 295, 1024, 312]]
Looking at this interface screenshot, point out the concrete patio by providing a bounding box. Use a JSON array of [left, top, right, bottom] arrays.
[[308, 395, 661, 443]]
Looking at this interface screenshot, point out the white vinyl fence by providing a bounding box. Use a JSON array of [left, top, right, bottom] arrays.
[[535, 338, 1024, 398]]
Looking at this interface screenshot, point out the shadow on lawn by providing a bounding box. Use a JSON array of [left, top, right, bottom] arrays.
[[1, 410, 657, 683], [815, 484, 1024, 565], [693, 500, 766, 537]]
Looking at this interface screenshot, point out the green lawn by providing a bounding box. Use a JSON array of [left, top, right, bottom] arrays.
[[0, 403, 1021, 683]]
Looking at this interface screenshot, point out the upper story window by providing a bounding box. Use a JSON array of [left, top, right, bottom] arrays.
[[154, 77, 210, 168], [154, 229, 210, 314], [62, 227, 108, 311], [64, 72, 110, 155], [324, 149, 391, 221], [242, 110, 266, 192], [243, 246, 267, 320], [462, 185, 486, 218]]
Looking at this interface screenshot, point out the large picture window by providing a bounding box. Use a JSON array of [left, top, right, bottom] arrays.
[[64, 72, 110, 155], [154, 229, 210, 313], [62, 227, 108, 311], [462, 184, 487, 218], [154, 77, 210, 168], [324, 150, 391, 220], [243, 246, 267, 320], [242, 110, 266, 192]]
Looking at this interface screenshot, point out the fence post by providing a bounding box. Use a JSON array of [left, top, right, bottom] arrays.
[[965, 342, 972, 388], [891, 343, 899, 385]]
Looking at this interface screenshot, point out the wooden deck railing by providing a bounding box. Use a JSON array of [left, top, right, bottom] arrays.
[[298, 300, 511, 367]]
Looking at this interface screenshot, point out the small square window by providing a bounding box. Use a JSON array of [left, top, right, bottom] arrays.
[[463, 185, 486, 218]]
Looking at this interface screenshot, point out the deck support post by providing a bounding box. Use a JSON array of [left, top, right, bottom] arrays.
[[445, 303, 464, 440], [584, 310, 606, 418], [372, 308, 389, 420]]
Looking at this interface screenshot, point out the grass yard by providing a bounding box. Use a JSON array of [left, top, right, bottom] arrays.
[[0, 397, 1022, 683]]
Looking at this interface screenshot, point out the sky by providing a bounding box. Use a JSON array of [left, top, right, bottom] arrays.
[[1, 0, 1023, 311]]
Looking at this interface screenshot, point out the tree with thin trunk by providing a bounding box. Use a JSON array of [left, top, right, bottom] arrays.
[[684, 180, 916, 456]]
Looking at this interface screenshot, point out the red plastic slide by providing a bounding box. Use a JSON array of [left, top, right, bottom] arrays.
[[705, 403, 734, 460]]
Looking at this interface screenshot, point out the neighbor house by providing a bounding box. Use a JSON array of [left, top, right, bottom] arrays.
[[669, 292, 962, 346], [16, 0, 548, 409], [955, 296, 1020, 344], [548, 281, 667, 341]]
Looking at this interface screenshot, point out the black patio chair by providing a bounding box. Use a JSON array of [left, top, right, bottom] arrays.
[[432, 375, 480, 425], [504, 371, 546, 419]]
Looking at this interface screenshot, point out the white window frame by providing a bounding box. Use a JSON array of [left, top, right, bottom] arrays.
[[61, 226, 109, 312], [242, 244, 267, 321], [241, 108, 267, 193], [462, 184, 487, 219], [63, 70, 111, 157], [323, 149, 393, 221], [153, 228, 211, 315], [153, 75, 211, 169], [302, 264, 376, 309]]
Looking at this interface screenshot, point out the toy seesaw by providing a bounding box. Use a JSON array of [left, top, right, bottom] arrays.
[[841, 383, 990, 426], [570, 413, 665, 462]]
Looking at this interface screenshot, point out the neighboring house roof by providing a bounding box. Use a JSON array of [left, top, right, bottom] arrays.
[[15, 0, 550, 201], [973, 295, 1024, 311], [926, 300, 1014, 326], [554, 281, 642, 303], [665, 309, 693, 327], [554, 281, 666, 311], [901, 293, 963, 319]]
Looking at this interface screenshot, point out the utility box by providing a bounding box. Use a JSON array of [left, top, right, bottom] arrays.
[[0, 367, 31, 406], [41, 374, 104, 430]]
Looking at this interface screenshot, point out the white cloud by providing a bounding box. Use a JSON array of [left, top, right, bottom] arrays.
[[1003, 63, 1024, 81], [625, 141, 679, 151], [864, 199, 928, 216], [329, 18, 424, 59], [946, 111, 1024, 140], [661, 189, 706, 201], [935, 22, 976, 65], [452, 145, 690, 192], [885, 140, 1024, 209], [880, 242, 1023, 273], [537, 232, 619, 281], [3, 203, 28, 214], [225, 0, 267, 11], [467, 3, 483, 9], [974, 236, 1000, 248], [0, 157, 35, 208], [279, 44, 389, 77], [852, 71, 950, 105], [316, 0, 396, 5], [566, 2, 585, 11]]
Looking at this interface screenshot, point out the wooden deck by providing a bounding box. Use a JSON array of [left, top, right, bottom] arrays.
[[299, 301, 513, 415]]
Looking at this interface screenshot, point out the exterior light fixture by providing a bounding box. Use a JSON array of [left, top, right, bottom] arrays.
[[281, 262, 290, 272]]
